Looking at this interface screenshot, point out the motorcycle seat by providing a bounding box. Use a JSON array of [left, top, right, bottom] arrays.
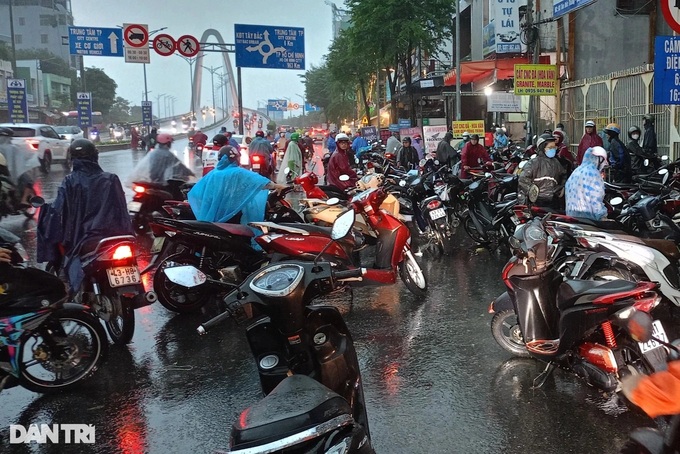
[[640, 238, 680, 262], [496, 199, 517, 212], [230, 374, 352, 450], [572, 217, 625, 232], [557, 279, 638, 311], [165, 219, 254, 238]]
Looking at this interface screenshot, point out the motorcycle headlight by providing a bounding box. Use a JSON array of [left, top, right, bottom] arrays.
[[249, 264, 304, 297]]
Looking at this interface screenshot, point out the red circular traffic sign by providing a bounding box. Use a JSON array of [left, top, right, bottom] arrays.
[[177, 35, 200, 57], [153, 34, 176, 56], [123, 24, 148, 48], [662, 0, 680, 34]]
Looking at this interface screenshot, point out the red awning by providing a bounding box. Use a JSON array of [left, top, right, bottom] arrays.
[[443, 56, 551, 86]]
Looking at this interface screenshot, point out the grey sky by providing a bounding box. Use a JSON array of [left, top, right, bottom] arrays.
[[71, 0, 334, 116]]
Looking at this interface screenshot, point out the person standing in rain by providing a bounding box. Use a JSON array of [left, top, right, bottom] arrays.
[[642, 114, 658, 158], [386, 131, 401, 155], [565, 146, 609, 220], [436, 131, 457, 167], [576, 120, 603, 165], [276, 132, 303, 183]]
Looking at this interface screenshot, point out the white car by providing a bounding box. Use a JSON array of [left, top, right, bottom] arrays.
[[0, 123, 71, 174], [54, 125, 84, 142]]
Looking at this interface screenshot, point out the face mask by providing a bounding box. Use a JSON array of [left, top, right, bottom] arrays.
[[631, 134, 640, 140], [544, 148, 557, 158]]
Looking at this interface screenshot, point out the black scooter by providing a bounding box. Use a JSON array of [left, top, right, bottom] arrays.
[[128, 178, 194, 232], [163, 211, 374, 453]]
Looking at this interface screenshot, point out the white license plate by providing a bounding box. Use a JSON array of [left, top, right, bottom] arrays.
[[252, 163, 261, 170], [107, 266, 140, 288], [638, 320, 669, 354], [150, 237, 165, 254], [511, 215, 520, 225], [429, 208, 446, 220], [128, 201, 142, 213]]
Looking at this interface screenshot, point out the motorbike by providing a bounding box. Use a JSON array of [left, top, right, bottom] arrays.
[[0, 230, 108, 393], [164, 211, 375, 452], [89, 130, 100, 143], [127, 178, 194, 232], [462, 173, 518, 248], [489, 217, 669, 393]]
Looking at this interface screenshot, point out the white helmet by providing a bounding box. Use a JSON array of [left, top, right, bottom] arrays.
[[335, 133, 350, 142], [462, 131, 470, 138], [590, 146, 608, 171]]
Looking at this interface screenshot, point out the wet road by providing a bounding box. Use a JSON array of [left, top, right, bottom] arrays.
[[0, 138, 670, 453]]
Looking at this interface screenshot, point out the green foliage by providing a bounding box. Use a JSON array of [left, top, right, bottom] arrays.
[[15, 49, 72, 78], [266, 121, 277, 132], [302, 61, 354, 125], [107, 97, 132, 123], [0, 42, 11, 62], [81, 67, 117, 116]]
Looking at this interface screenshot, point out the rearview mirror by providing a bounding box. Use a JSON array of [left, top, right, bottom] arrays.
[[331, 209, 355, 240], [284, 167, 290, 175], [326, 197, 340, 206], [643, 159, 649, 167], [339, 174, 350, 182], [659, 168, 669, 175], [163, 265, 207, 288], [609, 196, 623, 206], [434, 159, 440, 165], [519, 161, 527, 169], [399, 180, 406, 187], [612, 307, 653, 343], [662, 155, 669, 161]]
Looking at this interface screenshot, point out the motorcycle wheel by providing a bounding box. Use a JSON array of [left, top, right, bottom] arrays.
[[100, 293, 135, 346], [491, 309, 531, 358], [398, 251, 427, 296], [434, 225, 454, 256], [18, 309, 108, 393], [154, 253, 215, 313], [585, 267, 636, 282], [463, 216, 488, 245]]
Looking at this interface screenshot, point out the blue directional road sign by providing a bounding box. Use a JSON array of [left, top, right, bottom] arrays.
[[654, 36, 680, 104], [267, 99, 288, 111], [68, 26, 124, 57], [235, 24, 305, 70], [142, 101, 153, 127], [76, 92, 92, 128], [305, 103, 321, 112], [6, 79, 28, 123]]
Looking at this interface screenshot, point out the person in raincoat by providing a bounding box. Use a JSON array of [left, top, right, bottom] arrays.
[[518, 134, 566, 208], [126, 133, 194, 185], [37, 139, 134, 293], [0, 126, 39, 208], [565, 146, 609, 220], [188, 146, 287, 230], [276, 132, 303, 183]]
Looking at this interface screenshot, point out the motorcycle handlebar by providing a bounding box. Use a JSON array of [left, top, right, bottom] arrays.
[[333, 268, 364, 280], [197, 304, 235, 335]]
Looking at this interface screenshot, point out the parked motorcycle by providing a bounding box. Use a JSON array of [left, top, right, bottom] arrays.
[[462, 173, 518, 248], [172, 211, 374, 452], [0, 230, 108, 393], [128, 179, 194, 232], [489, 217, 669, 392]]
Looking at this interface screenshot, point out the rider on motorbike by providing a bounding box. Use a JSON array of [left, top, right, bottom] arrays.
[[187, 146, 287, 229], [518, 133, 567, 208], [127, 133, 194, 185], [627, 125, 657, 174], [193, 128, 208, 148], [326, 133, 358, 191], [37, 139, 134, 292], [249, 130, 275, 178], [565, 146, 609, 220]]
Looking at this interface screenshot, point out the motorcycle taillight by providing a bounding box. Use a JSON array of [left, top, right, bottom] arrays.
[[251, 155, 262, 163], [112, 245, 133, 260], [633, 293, 662, 312], [427, 200, 442, 210], [133, 185, 145, 194]]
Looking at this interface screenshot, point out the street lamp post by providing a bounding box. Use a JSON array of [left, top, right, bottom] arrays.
[[295, 93, 305, 125], [155, 93, 167, 119], [178, 55, 197, 121], [201, 65, 222, 123], [283, 97, 292, 120]]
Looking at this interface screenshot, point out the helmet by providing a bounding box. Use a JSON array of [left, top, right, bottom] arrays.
[[643, 114, 654, 124], [462, 131, 470, 138], [335, 133, 350, 142], [219, 127, 227, 133], [69, 138, 98, 161], [590, 146, 609, 171], [552, 130, 564, 142], [212, 133, 228, 147], [603, 123, 621, 135], [585, 120, 596, 128], [290, 132, 300, 141], [628, 125, 642, 138], [156, 133, 173, 145], [536, 133, 556, 150], [218, 145, 240, 163], [0, 127, 13, 137], [470, 134, 480, 141], [255, 130, 265, 138]]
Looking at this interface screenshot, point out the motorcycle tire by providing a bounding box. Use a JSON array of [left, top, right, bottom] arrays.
[[398, 251, 427, 297], [434, 225, 454, 256], [102, 293, 135, 346], [490, 309, 531, 358], [18, 308, 108, 393], [463, 216, 488, 245], [154, 253, 216, 313]]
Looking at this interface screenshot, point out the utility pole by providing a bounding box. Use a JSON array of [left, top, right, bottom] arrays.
[[525, 0, 540, 148], [455, 0, 461, 121], [201, 65, 222, 119]]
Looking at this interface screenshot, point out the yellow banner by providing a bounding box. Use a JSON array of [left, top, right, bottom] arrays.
[[514, 64, 558, 96], [452, 120, 485, 138]]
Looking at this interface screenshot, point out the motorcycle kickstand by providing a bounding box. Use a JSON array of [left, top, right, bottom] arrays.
[[532, 362, 556, 389]]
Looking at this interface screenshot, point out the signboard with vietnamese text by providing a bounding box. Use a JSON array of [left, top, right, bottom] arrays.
[[423, 125, 448, 153], [360, 126, 378, 142], [487, 92, 523, 112], [452, 120, 485, 138], [553, 0, 596, 19], [142, 101, 153, 126], [6, 79, 28, 123], [654, 36, 680, 104], [514, 64, 558, 96], [399, 127, 422, 142], [493, 0, 522, 54], [76, 92, 92, 128], [234, 24, 305, 70]]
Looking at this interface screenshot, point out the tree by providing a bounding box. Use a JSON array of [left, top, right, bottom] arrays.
[[108, 97, 132, 123], [346, 0, 456, 123], [81, 67, 117, 116], [302, 61, 354, 126], [0, 42, 11, 61], [266, 121, 277, 133]]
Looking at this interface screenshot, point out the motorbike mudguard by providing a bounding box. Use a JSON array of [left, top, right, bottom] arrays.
[[628, 427, 665, 454], [491, 291, 513, 313]]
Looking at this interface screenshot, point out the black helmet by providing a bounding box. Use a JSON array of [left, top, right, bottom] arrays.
[[643, 114, 654, 124], [470, 134, 480, 140], [0, 127, 14, 137], [536, 133, 556, 151], [69, 138, 98, 161], [212, 133, 228, 147], [628, 125, 641, 138], [217, 145, 240, 163]]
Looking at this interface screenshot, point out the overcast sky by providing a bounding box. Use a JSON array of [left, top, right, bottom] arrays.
[[71, 0, 335, 116]]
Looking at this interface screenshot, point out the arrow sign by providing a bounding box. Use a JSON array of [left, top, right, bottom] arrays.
[[68, 26, 124, 57], [109, 31, 119, 54]]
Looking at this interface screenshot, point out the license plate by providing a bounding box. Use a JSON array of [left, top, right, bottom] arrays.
[[252, 163, 260, 170], [128, 201, 142, 213], [150, 237, 165, 254], [429, 208, 446, 220], [107, 266, 140, 288], [511, 215, 520, 225], [638, 320, 669, 354]]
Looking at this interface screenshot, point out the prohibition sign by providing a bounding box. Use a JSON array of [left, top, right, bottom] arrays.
[[177, 35, 200, 57], [662, 0, 680, 34], [153, 34, 176, 56], [123, 24, 148, 48]]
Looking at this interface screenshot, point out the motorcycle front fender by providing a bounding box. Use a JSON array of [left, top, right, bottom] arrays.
[[489, 291, 513, 313]]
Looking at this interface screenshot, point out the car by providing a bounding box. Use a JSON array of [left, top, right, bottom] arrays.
[[311, 128, 326, 142], [0, 123, 71, 174], [53, 125, 84, 142], [497, 31, 519, 43]]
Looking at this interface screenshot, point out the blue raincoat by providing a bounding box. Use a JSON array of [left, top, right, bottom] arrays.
[[188, 156, 270, 229], [565, 148, 607, 220]]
